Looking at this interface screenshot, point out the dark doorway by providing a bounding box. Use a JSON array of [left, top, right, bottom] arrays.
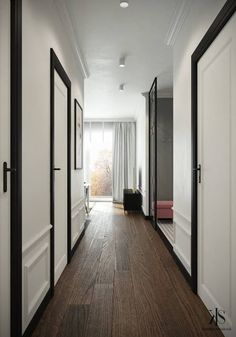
[[149, 78, 157, 229]]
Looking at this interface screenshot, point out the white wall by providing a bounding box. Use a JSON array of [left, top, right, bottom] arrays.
[[0, 1, 11, 336], [22, 0, 85, 332], [173, 0, 226, 274]]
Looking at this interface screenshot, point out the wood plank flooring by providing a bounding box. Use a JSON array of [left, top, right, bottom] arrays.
[[32, 202, 223, 337]]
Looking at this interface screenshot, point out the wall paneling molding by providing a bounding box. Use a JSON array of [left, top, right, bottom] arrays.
[[23, 240, 50, 332], [22, 225, 52, 257]]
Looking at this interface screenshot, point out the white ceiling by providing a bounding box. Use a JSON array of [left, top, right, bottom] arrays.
[[66, 0, 184, 119]]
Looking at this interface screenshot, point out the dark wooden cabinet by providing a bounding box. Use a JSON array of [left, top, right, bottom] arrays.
[[123, 189, 142, 212]]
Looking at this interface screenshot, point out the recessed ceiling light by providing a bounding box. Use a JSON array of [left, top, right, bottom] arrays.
[[119, 57, 126, 67], [120, 1, 129, 8], [119, 84, 125, 91]]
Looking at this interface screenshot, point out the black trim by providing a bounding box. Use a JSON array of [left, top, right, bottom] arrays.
[[50, 48, 72, 296], [22, 290, 51, 337], [144, 214, 152, 221], [156, 225, 191, 286], [141, 207, 152, 220], [74, 99, 83, 170], [148, 77, 157, 230], [70, 218, 91, 264], [191, 0, 236, 293], [71, 219, 91, 258], [11, 1, 22, 336], [71, 228, 85, 257]]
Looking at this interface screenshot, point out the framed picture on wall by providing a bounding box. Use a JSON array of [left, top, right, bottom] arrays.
[[74, 99, 83, 169]]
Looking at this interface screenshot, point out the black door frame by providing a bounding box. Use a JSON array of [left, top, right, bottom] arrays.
[[10, 6, 73, 337], [11, 0, 22, 336], [191, 0, 236, 293], [50, 48, 72, 295], [149, 77, 158, 230]]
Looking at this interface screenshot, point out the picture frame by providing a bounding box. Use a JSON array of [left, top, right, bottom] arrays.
[[74, 99, 83, 169]]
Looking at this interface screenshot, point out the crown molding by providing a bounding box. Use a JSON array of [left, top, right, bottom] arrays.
[[54, 0, 89, 78], [142, 90, 173, 98], [141, 92, 149, 98], [165, 0, 192, 47]]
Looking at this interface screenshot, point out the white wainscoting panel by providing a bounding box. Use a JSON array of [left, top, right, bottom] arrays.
[[22, 225, 52, 257], [173, 208, 191, 274], [72, 197, 86, 249], [22, 226, 51, 333]]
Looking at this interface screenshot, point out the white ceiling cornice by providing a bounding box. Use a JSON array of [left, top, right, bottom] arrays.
[[141, 92, 149, 98], [54, 0, 89, 78], [165, 0, 192, 47]]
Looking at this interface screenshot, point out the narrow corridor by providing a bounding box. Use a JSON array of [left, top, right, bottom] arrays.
[[32, 203, 223, 337]]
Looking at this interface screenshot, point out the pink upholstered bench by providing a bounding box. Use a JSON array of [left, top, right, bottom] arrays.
[[155, 201, 173, 220]]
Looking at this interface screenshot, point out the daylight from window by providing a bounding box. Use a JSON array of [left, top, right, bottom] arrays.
[[84, 122, 113, 199]]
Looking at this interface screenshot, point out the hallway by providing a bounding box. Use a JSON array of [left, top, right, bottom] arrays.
[[32, 203, 222, 337]]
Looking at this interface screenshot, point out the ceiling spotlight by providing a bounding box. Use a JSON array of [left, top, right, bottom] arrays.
[[119, 84, 125, 91], [119, 57, 126, 68], [120, 1, 129, 8]]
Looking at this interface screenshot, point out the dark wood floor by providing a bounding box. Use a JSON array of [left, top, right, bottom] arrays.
[[32, 202, 223, 337]]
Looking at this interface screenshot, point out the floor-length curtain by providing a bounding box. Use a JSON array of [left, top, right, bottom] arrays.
[[112, 122, 136, 203]]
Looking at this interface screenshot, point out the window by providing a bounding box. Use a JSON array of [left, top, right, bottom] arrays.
[[84, 122, 113, 200]]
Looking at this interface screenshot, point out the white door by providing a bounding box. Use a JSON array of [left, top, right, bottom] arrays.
[[198, 13, 236, 337], [0, 1, 11, 335], [54, 71, 68, 285]]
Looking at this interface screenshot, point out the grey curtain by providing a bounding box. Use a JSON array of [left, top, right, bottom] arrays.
[[112, 122, 136, 203]]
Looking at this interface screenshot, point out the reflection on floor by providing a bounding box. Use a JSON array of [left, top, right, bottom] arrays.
[[158, 220, 175, 245]]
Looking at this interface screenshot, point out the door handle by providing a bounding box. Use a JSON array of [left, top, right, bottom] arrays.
[[3, 162, 16, 193], [53, 168, 61, 171], [193, 164, 201, 183]]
